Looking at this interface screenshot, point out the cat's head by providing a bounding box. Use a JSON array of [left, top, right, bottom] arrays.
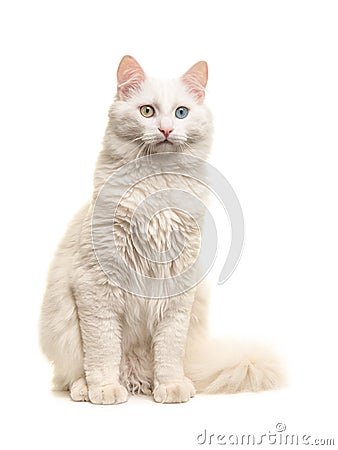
[[106, 55, 213, 159]]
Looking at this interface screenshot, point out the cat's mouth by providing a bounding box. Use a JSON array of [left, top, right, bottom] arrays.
[[140, 138, 182, 156], [153, 140, 176, 153], [158, 140, 173, 146], [147, 139, 175, 151]]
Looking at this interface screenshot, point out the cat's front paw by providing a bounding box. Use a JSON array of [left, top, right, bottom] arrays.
[[88, 383, 129, 405], [153, 377, 196, 403]]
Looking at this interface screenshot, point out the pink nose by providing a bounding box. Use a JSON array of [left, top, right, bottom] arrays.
[[159, 128, 173, 138]]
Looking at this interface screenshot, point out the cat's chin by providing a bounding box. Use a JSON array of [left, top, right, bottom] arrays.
[[143, 141, 177, 155]]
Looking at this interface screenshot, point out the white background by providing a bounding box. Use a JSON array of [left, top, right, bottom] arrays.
[[1, 1, 337, 448]]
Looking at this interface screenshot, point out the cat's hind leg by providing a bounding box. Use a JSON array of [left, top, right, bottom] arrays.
[[40, 281, 84, 395], [70, 377, 88, 401]]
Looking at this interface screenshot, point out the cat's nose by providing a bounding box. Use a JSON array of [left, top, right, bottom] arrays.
[[158, 128, 173, 138]]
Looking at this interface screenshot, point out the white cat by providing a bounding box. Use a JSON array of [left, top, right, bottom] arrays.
[[39, 56, 284, 404]]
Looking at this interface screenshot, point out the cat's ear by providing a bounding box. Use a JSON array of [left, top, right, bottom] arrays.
[[117, 55, 146, 100], [181, 61, 208, 103]]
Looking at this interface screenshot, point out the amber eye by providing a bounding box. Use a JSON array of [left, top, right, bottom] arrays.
[[140, 105, 155, 118]]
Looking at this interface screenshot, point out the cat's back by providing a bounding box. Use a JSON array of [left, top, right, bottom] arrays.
[[46, 203, 90, 284]]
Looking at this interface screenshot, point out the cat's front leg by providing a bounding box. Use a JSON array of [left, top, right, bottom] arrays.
[[152, 297, 196, 403], [76, 284, 128, 405]]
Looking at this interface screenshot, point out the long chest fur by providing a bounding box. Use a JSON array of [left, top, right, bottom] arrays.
[[86, 172, 207, 347]]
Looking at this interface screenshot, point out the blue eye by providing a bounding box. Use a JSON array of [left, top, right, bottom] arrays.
[[175, 106, 189, 119]]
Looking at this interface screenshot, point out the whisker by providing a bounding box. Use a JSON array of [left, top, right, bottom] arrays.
[[182, 141, 194, 152]]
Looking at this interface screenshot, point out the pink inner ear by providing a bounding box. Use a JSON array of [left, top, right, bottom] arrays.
[[181, 61, 208, 103], [117, 55, 146, 100]]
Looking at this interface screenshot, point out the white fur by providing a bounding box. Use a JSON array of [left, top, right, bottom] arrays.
[[39, 57, 285, 404]]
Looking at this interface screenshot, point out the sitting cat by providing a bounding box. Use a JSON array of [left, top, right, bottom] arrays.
[[39, 55, 284, 404]]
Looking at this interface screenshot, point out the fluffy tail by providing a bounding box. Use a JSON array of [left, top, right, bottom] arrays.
[[185, 337, 285, 394]]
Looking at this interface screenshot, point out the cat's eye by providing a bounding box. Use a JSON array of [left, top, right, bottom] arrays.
[[175, 106, 189, 119], [140, 105, 155, 118]]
